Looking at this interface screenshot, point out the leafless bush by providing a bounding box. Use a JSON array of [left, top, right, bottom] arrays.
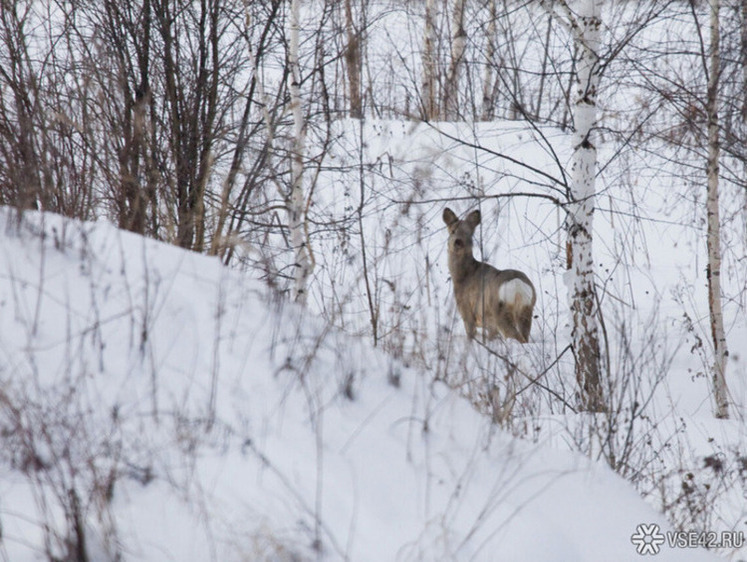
[[0, 376, 122, 561]]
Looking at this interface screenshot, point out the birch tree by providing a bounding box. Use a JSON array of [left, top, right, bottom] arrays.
[[421, 0, 439, 120], [705, 0, 729, 419], [545, 0, 606, 411], [481, 0, 497, 121], [443, 0, 467, 120], [288, 0, 313, 303]]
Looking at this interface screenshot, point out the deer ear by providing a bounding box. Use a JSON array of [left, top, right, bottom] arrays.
[[466, 210, 481, 229], [442, 207, 458, 228]]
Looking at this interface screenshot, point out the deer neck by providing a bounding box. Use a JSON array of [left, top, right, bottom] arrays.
[[448, 252, 479, 285]]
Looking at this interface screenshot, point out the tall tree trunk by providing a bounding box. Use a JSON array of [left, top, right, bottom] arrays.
[[706, 0, 729, 419], [566, 0, 605, 412], [118, 90, 148, 234], [0, 2, 45, 212], [742, 0, 747, 123], [157, 0, 218, 251], [443, 0, 466, 120], [421, 0, 438, 120], [344, 0, 361, 118], [481, 0, 497, 121], [741, 0, 747, 252], [289, 0, 312, 303], [113, 0, 152, 236]]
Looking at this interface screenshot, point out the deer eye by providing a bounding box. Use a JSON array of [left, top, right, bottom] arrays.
[[454, 239, 464, 249]]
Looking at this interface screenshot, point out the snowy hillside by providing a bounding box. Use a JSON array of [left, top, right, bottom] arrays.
[[0, 208, 726, 561], [2, 0, 747, 559]]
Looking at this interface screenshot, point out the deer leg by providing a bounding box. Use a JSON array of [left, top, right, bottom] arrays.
[[463, 318, 477, 340], [459, 308, 477, 340], [497, 305, 524, 342], [517, 306, 533, 343]]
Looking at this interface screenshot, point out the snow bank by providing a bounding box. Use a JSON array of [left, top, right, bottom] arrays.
[[0, 209, 720, 561]]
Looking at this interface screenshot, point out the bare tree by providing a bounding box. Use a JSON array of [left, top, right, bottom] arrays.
[[0, 1, 49, 212], [210, 0, 284, 264], [77, 0, 240, 249], [344, 0, 362, 118], [91, 0, 157, 235], [533, 13, 555, 121], [546, 0, 606, 411], [481, 0, 497, 121], [741, 0, 747, 252], [705, 0, 729, 419], [443, 0, 467, 120], [0, 0, 101, 220], [288, 0, 313, 303], [152, 0, 222, 251], [421, 0, 439, 120]]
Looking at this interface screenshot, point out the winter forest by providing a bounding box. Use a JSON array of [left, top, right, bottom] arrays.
[[0, 0, 746, 559]]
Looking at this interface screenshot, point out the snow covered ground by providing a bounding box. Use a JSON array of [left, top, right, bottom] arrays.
[[1, 0, 746, 559], [0, 196, 735, 560]]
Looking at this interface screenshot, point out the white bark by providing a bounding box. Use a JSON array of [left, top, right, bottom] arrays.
[[481, 0, 497, 121], [443, 0, 467, 120], [566, 0, 605, 411], [421, 0, 438, 120], [706, 0, 729, 419], [289, 0, 312, 304]]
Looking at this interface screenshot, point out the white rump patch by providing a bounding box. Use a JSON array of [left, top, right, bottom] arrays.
[[498, 278, 534, 306]]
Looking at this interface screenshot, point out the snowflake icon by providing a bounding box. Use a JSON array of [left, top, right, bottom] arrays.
[[631, 523, 665, 555]]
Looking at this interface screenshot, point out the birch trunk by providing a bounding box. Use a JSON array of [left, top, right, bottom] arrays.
[[289, 0, 312, 304], [567, 0, 605, 412], [443, 0, 466, 120], [421, 0, 438, 120], [481, 0, 497, 121], [706, 0, 729, 419]]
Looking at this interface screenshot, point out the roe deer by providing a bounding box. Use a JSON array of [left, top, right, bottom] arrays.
[[443, 207, 536, 343]]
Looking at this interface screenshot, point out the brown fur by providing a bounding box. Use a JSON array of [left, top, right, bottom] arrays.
[[443, 207, 536, 343]]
